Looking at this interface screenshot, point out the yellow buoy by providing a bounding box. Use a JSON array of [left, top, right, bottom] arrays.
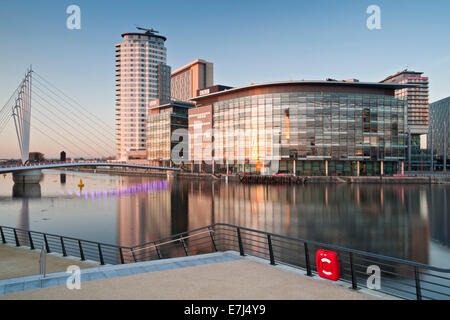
[[2, 173, 6, 179], [77, 179, 85, 192]]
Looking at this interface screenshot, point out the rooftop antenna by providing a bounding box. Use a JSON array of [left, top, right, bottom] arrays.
[[135, 25, 159, 35]]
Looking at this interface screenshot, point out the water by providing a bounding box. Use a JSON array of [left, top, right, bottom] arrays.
[[0, 170, 449, 269]]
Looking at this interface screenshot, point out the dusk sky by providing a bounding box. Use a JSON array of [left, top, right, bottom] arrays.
[[1, 0, 449, 158]]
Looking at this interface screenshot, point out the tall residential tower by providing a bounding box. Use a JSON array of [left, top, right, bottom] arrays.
[[115, 28, 169, 161], [380, 69, 430, 170]]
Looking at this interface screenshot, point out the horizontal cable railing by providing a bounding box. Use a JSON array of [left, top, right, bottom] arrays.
[[1, 223, 449, 300]]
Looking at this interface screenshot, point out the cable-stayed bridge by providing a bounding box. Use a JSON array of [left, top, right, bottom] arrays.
[[0, 68, 178, 181]]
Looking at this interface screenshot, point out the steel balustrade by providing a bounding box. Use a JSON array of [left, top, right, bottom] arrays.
[[1, 223, 449, 300]]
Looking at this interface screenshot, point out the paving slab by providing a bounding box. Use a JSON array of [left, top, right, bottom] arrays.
[[0, 256, 377, 300], [0, 244, 98, 280]]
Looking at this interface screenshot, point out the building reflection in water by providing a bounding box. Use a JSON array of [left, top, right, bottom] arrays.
[[117, 177, 171, 247], [12, 183, 42, 246], [212, 183, 434, 265], [113, 175, 449, 265], [429, 186, 449, 247]]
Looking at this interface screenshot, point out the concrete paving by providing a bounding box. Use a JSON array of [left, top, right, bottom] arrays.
[[0, 251, 380, 300], [0, 244, 98, 280]]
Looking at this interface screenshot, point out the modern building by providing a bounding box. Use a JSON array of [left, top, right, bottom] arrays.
[[157, 63, 171, 105], [146, 100, 194, 167], [171, 59, 213, 101], [381, 69, 429, 134], [115, 28, 170, 161], [188, 85, 232, 173], [380, 70, 430, 170], [429, 97, 449, 171], [190, 80, 412, 176]]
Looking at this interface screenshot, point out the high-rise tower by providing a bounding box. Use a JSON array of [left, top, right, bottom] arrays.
[[115, 27, 169, 161], [381, 69, 430, 170], [380, 69, 429, 134]]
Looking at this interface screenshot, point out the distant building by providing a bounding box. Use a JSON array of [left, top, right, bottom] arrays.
[[29, 152, 45, 162], [381, 70, 430, 170], [115, 27, 169, 161], [146, 100, 194, 167], [381, 69, 429, 134], [171, 59, 213, 101], [429, 97, 449, 171]]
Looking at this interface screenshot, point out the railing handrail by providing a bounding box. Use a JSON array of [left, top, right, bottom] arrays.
[[2, 222, 450, 274], [131, 229, 214, 254], [130, 225, 215, 250], [213, 223, 450, 273], [0, 225, 131, 249]]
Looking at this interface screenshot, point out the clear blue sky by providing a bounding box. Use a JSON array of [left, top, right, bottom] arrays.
[[1, 0, 449, 158]]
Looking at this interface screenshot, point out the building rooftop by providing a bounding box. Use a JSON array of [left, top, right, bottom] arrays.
[[121, 29, 167, 41], [380, 69, 424, 83], [171, 59, 212, 76], [191, 80, 416, 101], [149, 100, 195, 110], [430, 96, 450, 105]]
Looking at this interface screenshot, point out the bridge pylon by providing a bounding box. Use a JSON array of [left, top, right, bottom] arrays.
[[12, 67, 33, 165]]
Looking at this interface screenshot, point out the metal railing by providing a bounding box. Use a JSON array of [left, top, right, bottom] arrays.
[[0, 225, 131, 266], [1, 223, 449, 300]]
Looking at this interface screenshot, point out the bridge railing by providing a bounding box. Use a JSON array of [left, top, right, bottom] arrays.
[[1, 223, 450, 300]]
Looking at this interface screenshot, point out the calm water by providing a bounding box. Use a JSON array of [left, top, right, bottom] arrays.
[[0, 170, 449, 268]]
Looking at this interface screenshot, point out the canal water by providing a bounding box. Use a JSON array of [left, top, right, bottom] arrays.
[[0, 170, 448, 269]]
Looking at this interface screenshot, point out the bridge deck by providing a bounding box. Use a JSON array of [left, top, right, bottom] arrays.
[[0, 162, 180, 174]]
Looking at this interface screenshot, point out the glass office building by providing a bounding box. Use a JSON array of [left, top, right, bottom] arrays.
[[147, 101, 194, 167], [429, 97, 449, 171], [191, 81, 410, 176]]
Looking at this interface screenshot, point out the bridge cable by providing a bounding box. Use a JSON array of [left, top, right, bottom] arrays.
[[31, 92, 115, 156], [32, 71, 116, 134], [31, 83, 116, 151], [0, 83, 22, 136], [29, 102, 107, 158], [31, 78, 116, 142], [17, 103, 98, 158]]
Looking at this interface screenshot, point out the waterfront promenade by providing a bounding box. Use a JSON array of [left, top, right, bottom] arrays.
[[0, 244, 98, 280], [68, 167, 450, 184], [0, 250, 388, 300]]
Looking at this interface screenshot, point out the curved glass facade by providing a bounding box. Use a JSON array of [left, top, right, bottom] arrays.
[[209, 91, 407, 175]]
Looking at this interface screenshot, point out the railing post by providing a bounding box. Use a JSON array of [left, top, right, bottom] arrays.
[[154, 242, 162, 259], [304, 243, 312, 276], [267, 234, 275, 265], [181, 238, 189, 256], [0, 227, 6, 244], [349, 252, 358, 290], [208, 227, 218, 252], [43, 234, 50, 253], [28, 231, 34, 250], [414, 267, 422, 300], [237, 228, 245, 256], [13, 228, 20, 246], [98, 243, 105, 265], [78, 240, 85, 261], [130, 248, 137, 262], [60, 237, 67, 257], [119, 248, 125, 264]]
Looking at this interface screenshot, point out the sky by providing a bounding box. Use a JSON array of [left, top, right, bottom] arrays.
[[0, 0, 449, 158]]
